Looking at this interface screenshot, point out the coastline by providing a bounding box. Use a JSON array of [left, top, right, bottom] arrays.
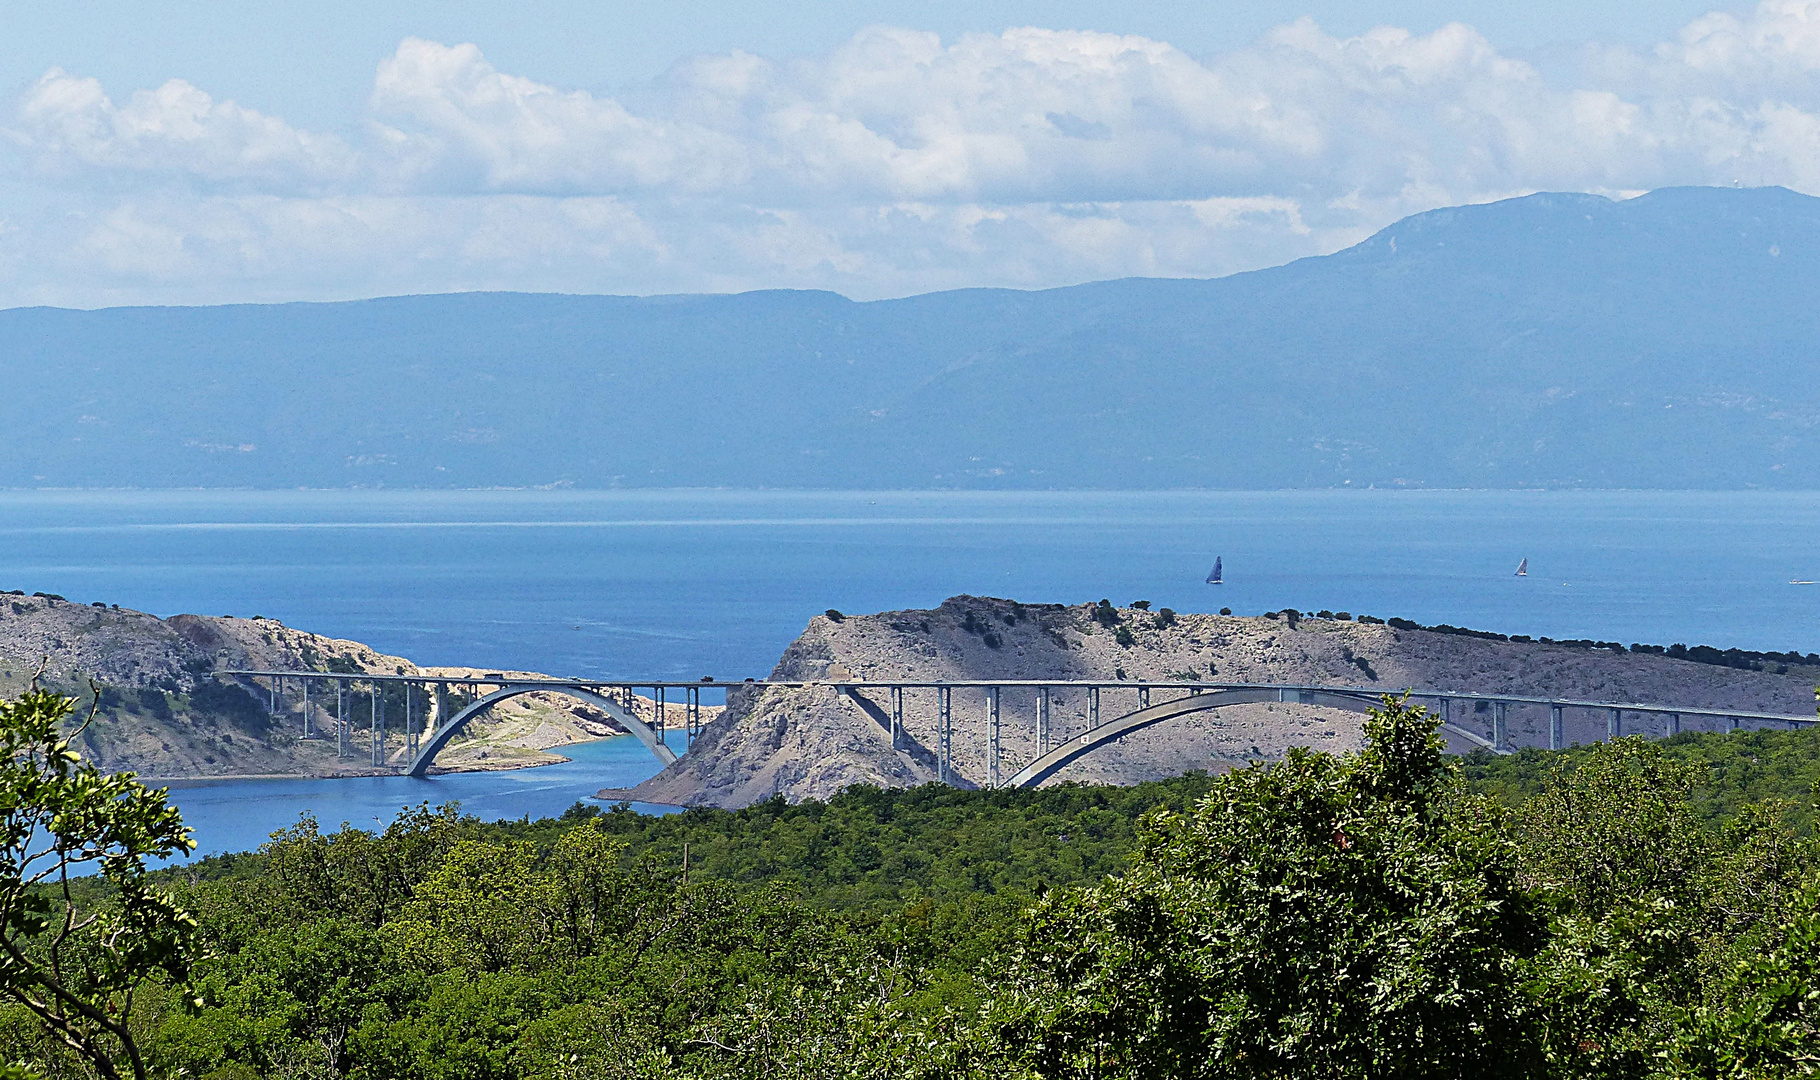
[[142, 750, 576, 785], [591, 788, 686, 812]]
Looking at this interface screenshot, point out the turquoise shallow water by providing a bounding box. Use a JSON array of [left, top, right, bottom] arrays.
[[0, 488, 1816, 858], [154, 735, 681, 861]]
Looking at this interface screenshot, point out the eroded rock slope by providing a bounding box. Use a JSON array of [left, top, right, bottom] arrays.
[[0, 592, 650, 778], [616, 596, 1820, 808]]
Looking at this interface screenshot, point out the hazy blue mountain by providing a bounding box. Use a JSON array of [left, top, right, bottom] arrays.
[[5, 185, 1819, 489]]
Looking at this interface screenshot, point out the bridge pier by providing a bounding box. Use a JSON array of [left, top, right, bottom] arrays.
[[1669, 712, 1680, 736], [938, 687, 952, 784], [1037, 686, 1051, 756], [686, 686, 701, 746], [405, 684, 418, 760], [1089, 687, 1099, 727], [1550, 704, 1564, 750], [1608, 708, 1621, 740], [1493, 701, 1507, 750], [988, 687, 1001, 788], [435, 682, 448, 748], [336, 684, 347, 757], [370, 686, 384, 768], [890, 686, 903, 750]]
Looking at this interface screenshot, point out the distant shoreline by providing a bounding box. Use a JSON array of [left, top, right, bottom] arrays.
[[143, 752, 575, 786]]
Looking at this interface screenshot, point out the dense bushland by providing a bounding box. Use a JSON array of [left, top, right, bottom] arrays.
[[4, 694, 1820, 1078]]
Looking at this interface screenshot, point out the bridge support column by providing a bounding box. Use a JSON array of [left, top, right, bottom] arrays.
[[687, 686, 701, 746], [369, 687, 380, 767], [1550, 704, 1563, 751], [1137, 685, 1149, 710], [1493, 701, 1507, 750], [1038, 686, 1051, 756], [270, 677, 279, 715], [1729, 714, 1739, 733], [435, 682, 449, 743], [337, 685, 347, 758], [938, 687, 952, 784], [1089, 687, 1099, 728], [300, 679, 311, 739], [1669, 712, 1680, 736], [369, 692, 384, 764], [406, 683, 418, 760], [890, 687, 903, 750], [988, 687, 1000, 789], [1608, 708, 1621, 740], [655, 687, 666, 746]]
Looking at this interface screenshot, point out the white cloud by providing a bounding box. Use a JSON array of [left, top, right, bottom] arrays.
[[7, 1, 1820, 305], [8, 70, 357, 190]]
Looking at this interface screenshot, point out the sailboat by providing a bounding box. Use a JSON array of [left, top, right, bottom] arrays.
[[1206, 557, 1223, 585], [1515, 558, 1528, 577]]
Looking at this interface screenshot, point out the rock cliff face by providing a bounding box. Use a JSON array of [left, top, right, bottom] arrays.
[[615, 596, 1820, 808], [0, 592, 649, 778]]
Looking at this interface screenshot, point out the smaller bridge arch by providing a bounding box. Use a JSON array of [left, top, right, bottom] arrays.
[[1005, 687, 1498, 789], [407, 684, 678, 778]]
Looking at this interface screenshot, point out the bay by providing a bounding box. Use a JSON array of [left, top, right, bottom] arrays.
[[159, 735, 682, 861], [0, 488, 1816, 859]]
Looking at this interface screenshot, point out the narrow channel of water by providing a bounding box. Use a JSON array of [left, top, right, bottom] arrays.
[[158, 734, 680, 862]]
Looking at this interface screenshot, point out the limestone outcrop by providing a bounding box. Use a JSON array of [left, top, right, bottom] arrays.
[[613, 596, 1820, 808], [0, 592, 652, 778]]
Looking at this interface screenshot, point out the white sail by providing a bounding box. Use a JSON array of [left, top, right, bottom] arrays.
[[1206, 556, 1223, 584], [1515, 558, 1528, 577]]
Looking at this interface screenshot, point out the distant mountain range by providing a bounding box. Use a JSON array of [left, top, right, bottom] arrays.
[[6, 185, 1820, 489]]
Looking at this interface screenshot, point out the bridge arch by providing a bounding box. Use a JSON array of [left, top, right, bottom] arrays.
[[407, 684, 679, 778], [1005, 687, 1499, 789]]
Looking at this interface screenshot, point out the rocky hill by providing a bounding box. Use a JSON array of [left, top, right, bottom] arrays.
[[0, 590, 667, 778], [612, 596, 1820, 808]]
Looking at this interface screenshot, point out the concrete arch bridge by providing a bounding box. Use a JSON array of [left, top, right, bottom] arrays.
[[224, 671, 1817, 788]]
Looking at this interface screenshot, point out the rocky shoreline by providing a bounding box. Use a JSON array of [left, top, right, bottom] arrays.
[[0, 590, 705, 779]]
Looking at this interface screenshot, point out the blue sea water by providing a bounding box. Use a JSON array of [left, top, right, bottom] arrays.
[[157, 735, 683, 860], [0, 488, 1816, 858]]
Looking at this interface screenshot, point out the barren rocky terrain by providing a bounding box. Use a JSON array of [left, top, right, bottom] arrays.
[[613, 596, 1820, 808], [0, 590, 678, 778]]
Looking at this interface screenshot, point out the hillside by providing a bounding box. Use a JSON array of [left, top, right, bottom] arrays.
[[0, 590, 661, 777], [4, 185, 1820, 489], [612, 596, 1820, 807]]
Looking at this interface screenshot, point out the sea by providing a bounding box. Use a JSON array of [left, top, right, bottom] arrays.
[[1, 487, 1816, 860]]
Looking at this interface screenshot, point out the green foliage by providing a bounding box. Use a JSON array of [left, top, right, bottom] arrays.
[[1463, 724, 1820, 834], [998, 697, 1545, 1078], [1149, 607, 1176, 629], [1090, 600, 1119, 629], [12, 690, 1820, 1077], [1113, 625, 1135, 648], [0, 687, 198, 1080], [1660, 881, 1820, 1079], [185, 680, 269, 734]]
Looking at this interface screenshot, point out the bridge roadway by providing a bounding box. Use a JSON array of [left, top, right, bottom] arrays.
[[223, 670, 1819, 788]]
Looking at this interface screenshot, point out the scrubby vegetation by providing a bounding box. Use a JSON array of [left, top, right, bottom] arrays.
[[5, 691, 1820, 1078]]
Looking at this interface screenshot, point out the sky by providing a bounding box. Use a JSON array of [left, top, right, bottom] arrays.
[[1, 0, 1812, 307]]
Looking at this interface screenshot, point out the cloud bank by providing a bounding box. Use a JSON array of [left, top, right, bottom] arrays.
[[6, 1, 1820, 306]]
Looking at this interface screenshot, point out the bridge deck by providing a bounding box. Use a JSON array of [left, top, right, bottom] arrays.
[[220, 670, 1818, 785]]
